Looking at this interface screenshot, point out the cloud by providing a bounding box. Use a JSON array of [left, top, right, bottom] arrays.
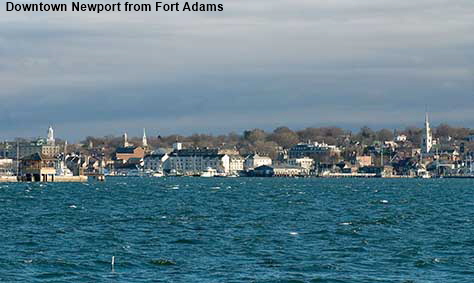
[[0, 0, 473, 140]]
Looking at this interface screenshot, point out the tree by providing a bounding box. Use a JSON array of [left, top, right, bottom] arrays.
[[376, 129, 394, 142], [268, 127, 299, 148], [243, 129, 267, 144]]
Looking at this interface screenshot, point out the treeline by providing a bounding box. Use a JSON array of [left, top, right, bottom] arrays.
[[77, 124, 474, 159]]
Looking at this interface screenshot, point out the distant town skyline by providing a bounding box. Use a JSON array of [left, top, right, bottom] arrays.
[[1, 0, 473, 140]]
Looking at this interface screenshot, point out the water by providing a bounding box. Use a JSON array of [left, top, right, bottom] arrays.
[[1, 178, 474, 282]]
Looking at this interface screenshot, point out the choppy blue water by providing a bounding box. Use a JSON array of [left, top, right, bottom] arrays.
[[1, 177, 474, 282]]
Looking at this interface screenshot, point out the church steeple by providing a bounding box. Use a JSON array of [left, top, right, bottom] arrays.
[[47, 126, 55, 145], [142, 128, 148, 148], [423, 111, 433, 153], [123, 132, 129, 147]]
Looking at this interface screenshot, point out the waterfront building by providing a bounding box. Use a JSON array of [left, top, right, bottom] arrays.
[[251, 164, 307, 177], [252, 165, 274, 177], [422, 112, 433, 153], [244, 153, 272, 170], [19, 153, 56, 182], [228, 155, 245, 174], [166, 148, 230, 175], [143, 153, 169, 172], [287, 157, 314, 170], [273, 164, 308, 176]]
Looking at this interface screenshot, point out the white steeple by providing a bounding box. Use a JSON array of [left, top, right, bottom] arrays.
[[422, 112, 433, 153], [142, 128, 148, 148], [123, 132, 129, 147], [47, 126, 55, 145]]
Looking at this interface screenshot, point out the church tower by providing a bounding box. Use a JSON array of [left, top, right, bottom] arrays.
[[123, 132, 129, 147], [142, 128, 148, 148], [47, 126, 55, 145], [422, 112, 433, 153]]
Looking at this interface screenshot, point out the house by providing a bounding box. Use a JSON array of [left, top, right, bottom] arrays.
[[244, 153, 272, 170]]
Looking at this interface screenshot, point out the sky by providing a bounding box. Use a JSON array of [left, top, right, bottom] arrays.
[[1, 0, 473, 141]]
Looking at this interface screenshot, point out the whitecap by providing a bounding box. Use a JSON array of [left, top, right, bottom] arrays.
[[380, 200, 389, 204], [69, 205, 77, 208], [289, 232, 298, 235]]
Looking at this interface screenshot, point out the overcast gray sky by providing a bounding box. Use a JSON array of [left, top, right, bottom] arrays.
[[1, 0, 473, 140]]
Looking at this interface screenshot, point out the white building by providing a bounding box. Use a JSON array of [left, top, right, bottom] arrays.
[[395, 134, 407, 142], [144, 153, 169, 172], [288, 157, 314, 170], [229, 155, 245, 174], [422, 112, 433, 153], [288, 141, 340, 158], [244, 153, 272, 170], [166, 149, 230, 175]]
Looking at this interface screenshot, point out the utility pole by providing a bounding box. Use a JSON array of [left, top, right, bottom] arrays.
[[16, 141, 19, 177]]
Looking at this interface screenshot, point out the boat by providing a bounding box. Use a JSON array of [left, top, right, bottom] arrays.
[[152, 171, 164, 177], [200, 167, 217, 177]]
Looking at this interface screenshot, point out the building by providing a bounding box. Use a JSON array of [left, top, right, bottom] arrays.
[[19, 153, 56, 182], [288, 141, 340, 159], [144, 153, 169, 172], [114, 146, 145, 163], [288, 157, 314, 170], [273, 164, 307, 176], [0, 126, 61, 159], [395, 134, 408, 142], [244, 153, 272, 170], [422, 112, 433, 153], [355, 156, 372, 167], [251, 164, 306, 177], [228, 155, 245, 174], [0, 158, 14, 176], [166, 148, 230, 175], [0, 139, 61, 159], [252, 165, 274, 177]]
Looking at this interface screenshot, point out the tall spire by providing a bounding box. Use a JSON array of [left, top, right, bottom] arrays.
[[423, 110, 433, 154], [123, 132, 129, 147], [47, 126, 55, 145], [142, 128, 148, 148]]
